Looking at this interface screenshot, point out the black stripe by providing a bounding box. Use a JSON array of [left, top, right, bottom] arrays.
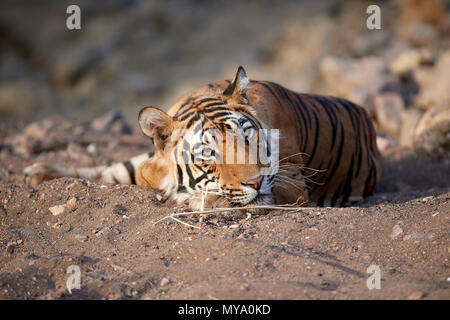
[[340, 154, 355, 206], [292, 93, 311, 151], [176, 164, 187, 192], [305, 111, 320, 167], [317, 194, 326, 207], [330, 185, 342, 207], [316, 97, 338, 151], [363, 165, 374, 198], [123, 160, 136, 184], [324, 121, 345, 185]]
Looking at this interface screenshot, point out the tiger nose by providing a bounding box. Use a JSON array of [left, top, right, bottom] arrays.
[[245, 175, 263, 190]]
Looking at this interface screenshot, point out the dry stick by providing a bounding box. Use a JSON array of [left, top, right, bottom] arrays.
[[152, 203, 315, 228], [170, 216, 201, 230]]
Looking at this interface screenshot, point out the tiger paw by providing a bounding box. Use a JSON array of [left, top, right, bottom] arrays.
[[23, 163, 65, 186]]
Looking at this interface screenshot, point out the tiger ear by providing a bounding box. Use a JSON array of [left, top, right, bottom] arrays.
[[223, 65, 249, 104], [138, 107, 173, 151]]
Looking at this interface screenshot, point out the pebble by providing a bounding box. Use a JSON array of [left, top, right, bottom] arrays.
[[240, 284, 249, 291], [87, 144, 97, 154], [160, 277, 171, 287], [390, 222, 403, 240], [229, 224, 240, 229], [403, 232, 427, 241], [66, 197, 77, 207], [49, 204, 66, 216], [156, 194, 163, 201], [6, 243, 15, 254], [408, 291, 425, 300], [75, 234, 88, 242], [421, 196, 434, 203]]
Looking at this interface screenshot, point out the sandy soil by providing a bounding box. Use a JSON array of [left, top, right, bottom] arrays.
[[0, 123, 449, 300]]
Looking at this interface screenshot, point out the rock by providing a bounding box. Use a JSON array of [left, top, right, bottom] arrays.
[[160, 277, 171, 287], [376, 136, 398, 154], [74, 234, 88, 242], [86, 144, 97, 154], [90, 110, 131, 134], [66, 197, 78, 207], [239, 284, 250, 291], [421, 196, 434, 203], [390, 222, 404, 240], [390, 49, 434, 74], [414, 106, 450, 161], [403, 232, 427, 241], [6, 117, 74, 155], [49, 204, 66, 216], [414, 51, 450, 110], [408, 291, 425, 300], [6, 242, 15, 254], [320, 56, 397, 117], [399, 108, 423, 147], [374, 93, 405, 138]]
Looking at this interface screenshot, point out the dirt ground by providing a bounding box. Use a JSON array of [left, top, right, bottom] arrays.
[[0, 122, 449, 300]]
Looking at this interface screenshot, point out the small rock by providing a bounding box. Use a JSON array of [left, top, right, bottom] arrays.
[[376, 136, 398, 154], [390, 49, 433, 74], [156, 194, 163, 201], [52, 222, 63, 229], [421, 196, 434, 203], [414, 105, 450, 162], [49, 204, 66, 216], [320, 56, 390, 116], [408, 291, 425, 300], [390, 222, 404, 240], [414, 51, 450, 110], [399, 109, 423, 148], [229, 224, 240, 229], [240, 284, 250, 291], [86, 144, 97, 154], [6, 243, 15, 254], [74, 234, 88, 242], [160, 277, 171, 287], [66, 197, 77, 207], [374, 93, 405, 138], [403, 232, 427, 241]]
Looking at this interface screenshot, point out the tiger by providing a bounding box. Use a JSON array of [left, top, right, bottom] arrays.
[[23, 66, 381, 209]]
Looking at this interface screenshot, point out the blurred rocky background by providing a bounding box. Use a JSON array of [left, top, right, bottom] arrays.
[[0, 0, 449, 161]]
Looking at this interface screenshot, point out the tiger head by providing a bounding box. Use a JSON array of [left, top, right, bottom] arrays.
[[137, 67, 279, 210]]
